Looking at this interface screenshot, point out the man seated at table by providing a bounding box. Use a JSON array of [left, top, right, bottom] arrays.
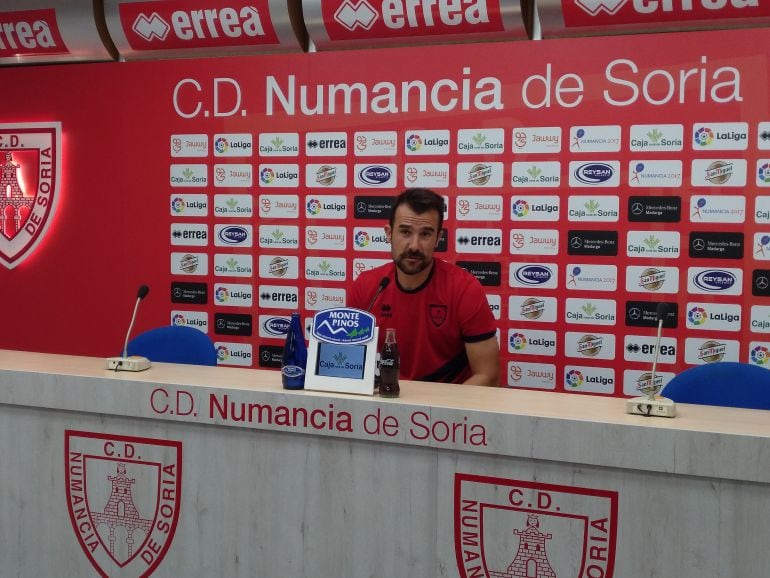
[[349, 188, 500, 386]]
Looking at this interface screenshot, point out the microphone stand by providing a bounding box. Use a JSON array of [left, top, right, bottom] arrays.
[[105, 285, 152, 372], [625, 305, 676, 418]]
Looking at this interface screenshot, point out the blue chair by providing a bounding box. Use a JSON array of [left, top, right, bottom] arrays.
[[662, 362, 770, 410], [126, 325, 218, 366]]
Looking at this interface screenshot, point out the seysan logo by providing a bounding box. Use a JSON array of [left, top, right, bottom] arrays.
[[692, 269, 736, 292], [358, 165, 392, 185], [121, 1, 278, 48], [514, 265, 552, 285]]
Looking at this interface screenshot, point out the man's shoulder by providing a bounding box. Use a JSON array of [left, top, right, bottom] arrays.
[[355, 262, 394, 286], [434, 259, 480, 285]]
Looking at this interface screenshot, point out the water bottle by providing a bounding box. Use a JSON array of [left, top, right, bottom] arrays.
[[378, 328, 400, 398], [281, 313, 307, 389]]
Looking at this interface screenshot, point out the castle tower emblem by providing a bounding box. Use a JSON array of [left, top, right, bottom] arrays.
[[0, 151, 33, 239], [91, 463, 153, 559], [490, 514, 557, 578]]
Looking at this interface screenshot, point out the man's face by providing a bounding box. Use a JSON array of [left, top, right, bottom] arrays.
[[386, 204, 440, 277]]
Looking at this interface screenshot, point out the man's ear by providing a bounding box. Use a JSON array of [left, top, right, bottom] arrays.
[[384, 224, 392, 244]]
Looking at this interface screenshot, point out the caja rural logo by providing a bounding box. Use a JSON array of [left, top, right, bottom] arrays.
[[455, 474, 617, 578], [0, 123, 61, 269], [65, 430, 182, 578]]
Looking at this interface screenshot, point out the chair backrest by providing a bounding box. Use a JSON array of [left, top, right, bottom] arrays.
[[662, 362, 770, 410], [126, 325, 218, 366]]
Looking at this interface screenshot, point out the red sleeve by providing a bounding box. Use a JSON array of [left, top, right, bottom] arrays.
[[456, 271, 496, 342]]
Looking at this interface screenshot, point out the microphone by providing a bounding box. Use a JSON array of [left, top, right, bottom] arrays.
[[626, 302, 676, 417], [366, 277, 390, 312], [105, 284, 152, 372]]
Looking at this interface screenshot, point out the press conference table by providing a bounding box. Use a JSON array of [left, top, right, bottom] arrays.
[[1, 350, 769, 577]]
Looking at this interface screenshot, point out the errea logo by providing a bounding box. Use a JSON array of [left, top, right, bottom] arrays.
[[570, 0, 767, 19], [0, 9, 68, 57], [122, 2, 278, 49], [331, 0, 500, 35]]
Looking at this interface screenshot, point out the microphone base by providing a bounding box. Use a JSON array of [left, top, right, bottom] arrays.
[[105, 356, 151, 372], [626, 396, 676, 418]]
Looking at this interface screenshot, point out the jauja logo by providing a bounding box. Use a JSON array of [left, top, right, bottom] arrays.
[[455, 474, 617, 578], [0, 123, 61, 269], [334, 0, 379, 31], [574, 0, 628, 16], [65, 431, 182, 578]]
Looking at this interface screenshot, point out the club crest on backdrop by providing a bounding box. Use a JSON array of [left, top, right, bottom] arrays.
[[0, 123, 61, 269]]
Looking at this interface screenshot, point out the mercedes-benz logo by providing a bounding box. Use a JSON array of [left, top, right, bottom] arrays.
[[692, 238, 706, 251], [570, 237, 583, 249], [628, 308, 642, 320], [173, 288, 182, 298], [356, 202, 366, 213], [631, 202, 644, 215], [217, 319, 226, 329], [757, 276, 769, 290]]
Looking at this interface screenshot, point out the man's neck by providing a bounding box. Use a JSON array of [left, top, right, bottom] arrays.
[[396, 259, 435, 291]]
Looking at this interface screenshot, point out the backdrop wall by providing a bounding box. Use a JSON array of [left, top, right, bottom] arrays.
[[0, 26, 768, 396]]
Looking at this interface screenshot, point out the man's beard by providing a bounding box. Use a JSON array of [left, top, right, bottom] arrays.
[[394, 249, 432, 276]]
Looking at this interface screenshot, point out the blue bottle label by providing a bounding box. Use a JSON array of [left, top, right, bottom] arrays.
[[282, 365, 305, 378]]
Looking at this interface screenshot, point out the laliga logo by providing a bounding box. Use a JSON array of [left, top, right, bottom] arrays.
[[0, 123, 61, 269], [65, 431, 182, 578], [574, 0, 628, 15], [334, 0, 379, 31]]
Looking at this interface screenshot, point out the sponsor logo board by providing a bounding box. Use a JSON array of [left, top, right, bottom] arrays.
[[684, 337, 740, 365], [511, 162, 561, 188], [512, 127, 562, 153], [170, 134, 208, 157], [215, 342, 253, 366], [213, 253, 253, 277], [506, 361, 556, 389], [354, 131, 397, 156], [508, 296, 558, 323]]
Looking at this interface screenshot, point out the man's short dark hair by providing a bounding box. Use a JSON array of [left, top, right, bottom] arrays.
[[389, 188, 444, 231]]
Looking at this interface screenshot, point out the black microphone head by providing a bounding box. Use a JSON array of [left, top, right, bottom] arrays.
[[379, 277, 390, 289], [655, 302, 671, 322], [137, 285, 150, 300]]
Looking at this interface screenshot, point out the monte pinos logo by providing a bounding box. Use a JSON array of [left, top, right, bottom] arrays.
[[0, 123, 61, 269], [455, 473, 617, 578], [65, 430, 182, 578]]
